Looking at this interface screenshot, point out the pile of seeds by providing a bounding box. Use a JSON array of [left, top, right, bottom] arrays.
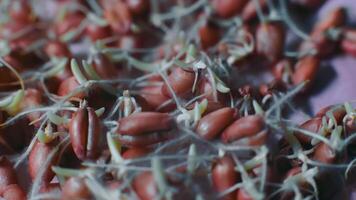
[[0, 0, 355, 199]]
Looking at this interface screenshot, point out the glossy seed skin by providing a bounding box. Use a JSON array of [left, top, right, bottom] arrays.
[[312, 143, 336, 164], [0, 157, 17, 189], [118, 112, 173, 135], [212, 156, 239, 200], [140, 84, 176, 112], [103, 0, 132, 34], [85, 24, 112, 42], [126, 0, 150, 16], [61, 177, 91, 200], [199, 22, 220, 49], [9, 0, 34, 23], [69, 107, 101, 160], [315, 105, 346, 125], [44, 40, 71, 58], [242, 0, 267, 21], [122, 147, 151, 159], [57, 76, 85, 99], [292, 56, 320, 86], [196, 107, 235, 140], [212, 0, 248, 18], [301, 7, 345, 57], [118, 132, 173, 147], [161, 67, 196, 98], [0, 184, 26, 200], [313, 7, 345, 35], [221, 115, 266, 145], [256, 22, 285, 63], [133, 172, 158, 200], [28, 140, 59, 184], [295, 117, 322, 146], [272, 59, 292, 81]]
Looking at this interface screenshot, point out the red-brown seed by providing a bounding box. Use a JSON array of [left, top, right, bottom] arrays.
[[9, 0, 34, 23], [292, 56, 320, 86], [280, 167, 309, 200], [199, 21, 220, 49], [212, 155, 239, 200], [312, 143, 336, 164], [241, 0, 268, 22], [40, 183, 61, 198], [57, 76, 85, 99], [0, 157, 17, 188], [315, 105, 346, 125], [197, 77, 229, 103], [259, 80, 286, 96], [125, 0, 150, 16], [118, 131, 173, 147], [161, 67, 195, 98], [85, 24, 112, 42], [300, 7, 345, 57], [20, 89, 43, 124], [345, 117, 356, 137], [69, 106, 102, 160], [122, 147, 151, 159], [0, 184, 26, 200], [196, 107, 235, 140], [28, 140, 59, 183], [55, 11, 85, 39], [88, 53, 118, 80], [212, 0, 248, 18], [272, 59, 293, 81], [341, 39, 356, 57], [103, 0, 132, 34], [236, 188, 253, 200], [294, 117, 322, 146], [118, 112, 173, 135], [221, 115, 267, 145], [133, 172, 158, 200], [140, 84, 176, 112], [61, 177, 91, 200], [44, 40, 72, 58], [256, 22, 285, 63], [312, 7, 345, 35]]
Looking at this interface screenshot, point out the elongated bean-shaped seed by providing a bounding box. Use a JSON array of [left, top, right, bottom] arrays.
[[221, 115, 266, 145], [0, 184, 26, 200], [292, 56, 320, 86], [122, 147, 151, 159], [294, 117, 322, 146], [212, 0, 248, 18], [256, 22, 285, 63], [118, 112, 173, 135], [196, 107, 235, 140], [161, 67, 195, 98], [133, 172, 158, 200], [312, 143, 337, 164], [61, 177, 91, 200], [69, 106, 102, 160], [28, 139, 59, 183], [0, 157, 17, 189], [212, 155, 239, 200], [118, 132, 173, 147]]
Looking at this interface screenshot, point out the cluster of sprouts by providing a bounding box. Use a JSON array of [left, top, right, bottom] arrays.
[[0, 0, 355, 200]]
